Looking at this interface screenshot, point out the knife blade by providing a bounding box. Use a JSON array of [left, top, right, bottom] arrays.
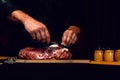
[[50, 41, 68, 48]]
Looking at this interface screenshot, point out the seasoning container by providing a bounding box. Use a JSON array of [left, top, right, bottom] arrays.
[[115, 49, 120, 61], [104, 50, 114, 62], [94, 50, 103, 61]]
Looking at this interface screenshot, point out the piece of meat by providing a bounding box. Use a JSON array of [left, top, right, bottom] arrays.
[[18, 44, 72, 60]]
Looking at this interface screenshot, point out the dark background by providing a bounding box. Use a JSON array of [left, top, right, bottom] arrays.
[[0, 0, 120, 59], [73, 0, 120, 59]]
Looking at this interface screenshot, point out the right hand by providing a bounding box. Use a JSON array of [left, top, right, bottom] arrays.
[[23, 17, 51, 44], [8, 10, 51, 44]]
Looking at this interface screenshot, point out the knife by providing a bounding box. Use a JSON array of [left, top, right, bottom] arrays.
[[49, 41, 69, 48]]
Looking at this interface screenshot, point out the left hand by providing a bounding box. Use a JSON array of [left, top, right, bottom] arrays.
[[61, 29, 78, 47]]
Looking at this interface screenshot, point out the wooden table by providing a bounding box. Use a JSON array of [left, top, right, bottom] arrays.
[[0, 56, 120, 80], [1, 56, 120, 66]]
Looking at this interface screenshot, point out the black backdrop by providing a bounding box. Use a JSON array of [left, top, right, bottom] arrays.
[[72, 0, 120, 59], [0, 0, 120, 59]]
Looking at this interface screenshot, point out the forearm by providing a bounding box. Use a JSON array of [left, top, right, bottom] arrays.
[[8, 10, 32, 24], [0, 0, 33, 25]]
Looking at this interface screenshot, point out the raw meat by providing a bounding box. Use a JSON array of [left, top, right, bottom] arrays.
[[19, 44, 72, 60]]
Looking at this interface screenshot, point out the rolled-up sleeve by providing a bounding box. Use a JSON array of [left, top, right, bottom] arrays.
[[0, 0, 17, 18]]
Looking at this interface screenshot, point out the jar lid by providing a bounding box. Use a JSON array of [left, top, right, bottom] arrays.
[[115, 49, 120, 51]]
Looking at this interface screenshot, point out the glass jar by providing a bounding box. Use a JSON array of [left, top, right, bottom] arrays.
[[94, 50, 103, 61], [104, 50, 114, 62], [115, 49, 120, 61]]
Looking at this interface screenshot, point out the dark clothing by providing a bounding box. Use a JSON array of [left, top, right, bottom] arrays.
[[15, 0, 68, 42], [0, 0, 74, 39], [0, 0, 80, 57], [0, 0, 17, 17]]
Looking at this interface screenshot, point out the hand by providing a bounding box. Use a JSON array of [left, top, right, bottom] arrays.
[[61, 29, 78, 47], [61, 26, 80, 47], [8, 10, 51, 44], [23, 17, 51, 44]]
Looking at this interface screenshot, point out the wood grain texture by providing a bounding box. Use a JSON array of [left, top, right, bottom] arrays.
[[0, 56, 9, 60], [16, 59, 90, 63], [90, 61, 120, 66]]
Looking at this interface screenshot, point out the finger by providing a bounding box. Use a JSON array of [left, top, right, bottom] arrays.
[[69, 33, 76, 45], [66, 31, 73, 46], [68, 33, 75, 46], [40, 28, 47, 43], [44, 27, 51, 44], [36, 30, 41, 41], [71, 36, 77, 44], [62, 32, 68, 46], [30, 31, 36, 40]]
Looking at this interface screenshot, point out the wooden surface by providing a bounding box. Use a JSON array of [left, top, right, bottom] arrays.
[[1, 56, 120, 65], [0, 56, 9, 60], [90, 61, 120, 65], [0, 56, 90, 64], [16, 59, 90, 63]]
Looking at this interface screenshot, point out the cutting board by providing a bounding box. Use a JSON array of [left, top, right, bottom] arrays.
[[0, 56, 9, 60], [15, 59, 90, 63], [0, 56, 90, 64]]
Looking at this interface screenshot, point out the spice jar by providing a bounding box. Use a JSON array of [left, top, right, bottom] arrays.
[[104, 50, 114, 62], [115, 49, 120, 61], [94, 50, 103, 61]]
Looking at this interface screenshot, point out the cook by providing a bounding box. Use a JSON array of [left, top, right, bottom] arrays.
[[0, 0, 80, 57]]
